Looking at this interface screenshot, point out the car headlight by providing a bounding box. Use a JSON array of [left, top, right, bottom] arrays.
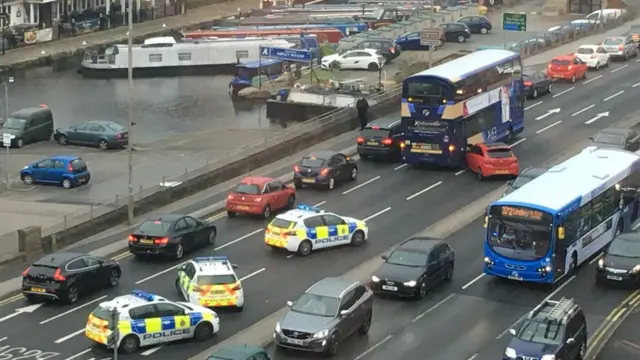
[[404, 280, 417, 287], [541, 355, 556, 360], [630, 265, 640, 274], [598, 258, 604, 268], [313, 329, 329, 338], [275, 322, 281, 333], [371, 275, 380, 282], [504, 348, 516, 359]]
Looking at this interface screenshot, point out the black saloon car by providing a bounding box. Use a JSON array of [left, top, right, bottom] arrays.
[[439, 22, 471, 43], [54, 120, 129, 150], [523, 69, 552, 99], [370, 237, 455, 299], [596, 232, 640, 286], [293, 151, 358, 190], [128, 214, 217, 260], [22, 252, 121, 304], [352, 38, 399, 62], [590, 127, 640, 151], [504, 166, 548, 196], [357, 118, 403, 160], [456, 15, 492, 34]]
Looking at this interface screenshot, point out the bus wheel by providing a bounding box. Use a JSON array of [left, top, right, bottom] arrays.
[[508, 127, 516, 142], [568, 253, 578, 274]]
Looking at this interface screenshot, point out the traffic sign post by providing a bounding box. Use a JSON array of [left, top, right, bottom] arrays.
[[420, 27, 441, 68], [2, 133, 13, 189], [502, 12, 527, 50], [259, 46, 314, 86]]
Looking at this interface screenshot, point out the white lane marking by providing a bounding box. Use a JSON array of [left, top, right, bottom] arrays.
[[524, 101, 543, 111], [411, 293, 455, 323], [571, 104, 595, 117], [603, 90, 624, 102], [286, 254, 294, 259], [510, 138, 526, 147], [552, 87, 574, 98], [611, 64, 628, 73], [394, 163, 408, 170], [536, 120, 562, 134], [496, 275, 576, 339], [363, 207, 391, 222], [64, 349, 93, 360], [582, 75, 602, 84], [534, 108, 561, 121], [454, 170, 465, 176], [313, 201, 326, 207], [240, 268, 266, 281], [637, 58, 640, 62], [634, 221, 640, 230], [342, 176, 381, 195], [585, 111, 610, 125], [135, 229, 262, 284], [141, 346, 163, 356], [633, 82, 640, 88], [0, 337, 6, 342], [461, 273, 485, 290], [352, 334, 393, 360], [406, 181, 443, 201], [468, 354, 479, 360], [41, 295, 108, 324], [55, 328, 86, 343]]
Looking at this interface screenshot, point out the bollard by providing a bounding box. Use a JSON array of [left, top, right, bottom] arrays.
[[51, 234, 57, 252], [64, 215, 68, 231], [90, 204, 94, 221]]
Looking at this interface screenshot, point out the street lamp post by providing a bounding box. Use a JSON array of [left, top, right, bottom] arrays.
[[126, 0, 134, 225], [2, 76, 14, 188]]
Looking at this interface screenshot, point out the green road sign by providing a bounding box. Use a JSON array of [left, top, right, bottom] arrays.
[[503, 12, 527, 32]]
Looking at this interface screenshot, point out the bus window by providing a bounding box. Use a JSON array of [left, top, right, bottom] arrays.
[[405, 80, 448, 105]]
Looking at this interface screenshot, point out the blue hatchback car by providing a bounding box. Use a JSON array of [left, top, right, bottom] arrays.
[[20, 155, 91, 189]]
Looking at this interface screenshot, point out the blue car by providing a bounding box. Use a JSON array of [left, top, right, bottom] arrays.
[[20, 155, 91, 189], [395, 30, 444, 51]]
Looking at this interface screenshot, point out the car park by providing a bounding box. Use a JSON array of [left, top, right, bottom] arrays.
[[596, 231, 640, 287], [350, 38, 399, 62], [601, 35, 638, 60], [293, 151, 358, 190], [0, 106, 53, 148], [54, 120, 129, 150], [438, 22, 471, 43], [547, 54, 588, 83], [522, 69, 552, 99], [503, 166, 548, 196], [20, 155, 91, 189], [590, 127, 640, 151], [356, 117, 403, 160], [320, 49, 386, 71], [575, 44, 610, 70], [465, 143, 519, 180], [225, 176, 296, 219], [456, 15, 492, 34]]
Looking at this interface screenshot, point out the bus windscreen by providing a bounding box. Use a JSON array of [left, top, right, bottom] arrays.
[[404, 80, 447, 105], [487, 206, 553, 261]]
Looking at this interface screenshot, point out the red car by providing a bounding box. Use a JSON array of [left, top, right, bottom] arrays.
[[226, 176, 296, 219], [547, 54, 588, 83], [465, 143, 519, 180]]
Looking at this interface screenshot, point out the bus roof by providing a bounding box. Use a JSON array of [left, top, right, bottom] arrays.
[[496, 147, 640, 214], [407, 49, 519, 83], [237, 58, 283, 68]]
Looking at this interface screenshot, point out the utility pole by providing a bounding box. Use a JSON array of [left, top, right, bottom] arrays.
[[108, 308, 119, 360], [127, 0, 134, 225]]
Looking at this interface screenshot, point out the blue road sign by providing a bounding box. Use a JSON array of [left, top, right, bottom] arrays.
[[260, 46, 312, 62]]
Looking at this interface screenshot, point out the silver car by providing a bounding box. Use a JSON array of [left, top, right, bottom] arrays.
[[601, 35, 638, 60], [274, 277, 373, 356]]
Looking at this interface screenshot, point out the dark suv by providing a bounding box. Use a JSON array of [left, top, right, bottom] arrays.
[[274, 277, 373, 356], [356, 117, 403, 160], [504, 298, 587, 360]]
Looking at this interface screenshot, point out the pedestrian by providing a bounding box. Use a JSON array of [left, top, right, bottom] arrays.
[[356, 97, 369, 130]]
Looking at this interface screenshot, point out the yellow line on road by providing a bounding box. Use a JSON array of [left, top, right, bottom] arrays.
[[585, 290, 640, 358], [0, 294, 23, 306]]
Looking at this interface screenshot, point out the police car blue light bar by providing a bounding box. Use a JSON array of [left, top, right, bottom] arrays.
[[297, 204, 324, 213], [195, 256, 228, 262], [131, 289, 158, 301]]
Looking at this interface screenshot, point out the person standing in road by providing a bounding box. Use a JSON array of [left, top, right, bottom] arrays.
[[356, 97, 369, 130]]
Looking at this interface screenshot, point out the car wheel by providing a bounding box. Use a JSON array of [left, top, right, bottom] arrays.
[[65, 285, 79, 304], [457, 35, 465, 43], [108, 268, 120, 287], [262, 205, 271, 219], [583, 69, 587, 79], [327, 177, 335, 190], [174, 242, 184, 260], [61, 178, 72, 189], [595, 62, 600, 71], [118, 335, 140, 354], [57, 134, 68, 145], [445, 264, 454, 281], [350, 230, 365, 246], [480, 27, 488, 34], [287, 195, 295, 209], [547, 83, 552, 93], [294, 180, 303, 189], [571, 74, 576, 83], [97, 139, 109, 151], [208, 229, 216, 245], [297, 240, 313, 256], [358, 311, 372, 335], [367, 62, 379, 71], [532, 87, 538, 99], [175, 278, 182, 295], [21, 174, 34, 185], [194, 322, 215, 341], [324, 333, 339, 356], [625, 52, 629, 61], [16, 138, 23, 148], [476, 168, 484, 181], [578, 341, 586, 360], [227, 211, 236, 218], [350, 167, 358, 181], [415, 281, 427, 299]]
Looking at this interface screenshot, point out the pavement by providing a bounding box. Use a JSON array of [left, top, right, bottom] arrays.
[[0, 20, 637, 360]]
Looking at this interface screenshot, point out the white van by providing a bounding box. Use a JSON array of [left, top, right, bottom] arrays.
[[584, 8, 626, 23]]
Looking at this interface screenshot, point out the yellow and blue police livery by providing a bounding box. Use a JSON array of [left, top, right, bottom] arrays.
[[85, 289, 220, 354], [176, 256, 245, 312], [265, 204, 368, 256]]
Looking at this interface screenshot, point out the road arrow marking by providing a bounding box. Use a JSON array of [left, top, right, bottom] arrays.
[[535, 108, 561, 121], [585, 112, 610, 125], [0, 303, 43, 323]]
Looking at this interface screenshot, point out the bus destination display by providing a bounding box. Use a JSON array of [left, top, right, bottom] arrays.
[[497, 206, 545, 221]]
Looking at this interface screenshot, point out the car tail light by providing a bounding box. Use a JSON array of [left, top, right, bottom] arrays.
[[67, 163, 73, 172], [356, 136, 365, 144], [53, 268, 66, 281], [619, 45, 624, 51], [228, 194, 234, 200], [382, 138, 393, 146], [372, 125, 380, 130], [448, 145, 455, 152], [115, 133, 121, 140], [192, 285, 202, 292], [293, 165, 300, 173], [22, 267, 30, 277], [320, 168, 330, 176], [154, 237, 169, 245], [389, 47, 395, 53], [128, 234, 137, 243], [232, 284, 242, 291], [523, 81, 532, 86]]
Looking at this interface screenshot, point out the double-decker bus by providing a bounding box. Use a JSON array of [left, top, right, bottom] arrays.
[[483, 147, 640, 284], [400, 49, 525, 167]]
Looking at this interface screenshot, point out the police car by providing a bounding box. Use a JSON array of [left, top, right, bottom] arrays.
[[175, 256, 244, 312], [85, 290, 220, 354], [265, 205, 368, 256]]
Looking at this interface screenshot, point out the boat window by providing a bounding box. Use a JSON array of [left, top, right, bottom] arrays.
[[236, 50, 249, 59], [149, 54, 162, 63], [178, 53, 191, 61]]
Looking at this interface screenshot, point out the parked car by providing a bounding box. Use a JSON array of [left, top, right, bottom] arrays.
[[575, 44, 610, 70], [522, 69, 552, 99], [351, 38, 399, 62], [356, 117, 403, 160], [628, 24, 640, 43], [438, 22, 471, 43], [590, 127, 640, 151], [274, 277, 373, 356], [547, 54, 588, 83], [456, 15, 492, 34], [503, 166, 547, 196], [465, 143, 519, 180], [225, 176, 296, 219], [20, 155, 90, 189], [596, 231, 640, 287], [320, 49, 386, 71], [54, 120, 128, 150], [370, 237, 455, 299], [293, 150, 358, 190], [0, 107, 53, 148], [128, 214, 217, 260], [21, 252, 120, 304], [601, 35, 638, 60], [395, 29, 444, 51]]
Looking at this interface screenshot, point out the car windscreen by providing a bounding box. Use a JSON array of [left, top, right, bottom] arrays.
[[2, 117, 26, 130], [577, 47, 594, 54], [603, 38, 623, 45], [551, 59, 570, 66], [291, 293, 340, 317], [594, 132, 625, 146], [487, 148, 513, 158], [270, 218, 295, 229], [137, 220, 172, 236], [197, 275, 237, 285], [233, 183, 261, 195], [387, 249, 427, 267], [300, 157, 326, 167], [607, 235, 640, 257], [516, 320, 565, 345]]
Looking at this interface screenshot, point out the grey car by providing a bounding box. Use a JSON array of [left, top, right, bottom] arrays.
[[274, 277, 373, 356], [601, 35, 638, 60], [54, 120, 129, 150], [590, 127, 640, 151]]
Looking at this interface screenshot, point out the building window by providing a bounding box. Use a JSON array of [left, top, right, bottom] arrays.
[[178, 53, 191, 61], [235, 50, 248, 59], [149, 54, 162, 62]]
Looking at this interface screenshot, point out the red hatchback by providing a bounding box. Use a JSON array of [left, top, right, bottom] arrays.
[[547, 54, 588, 83], [465, 143, 519, 180], [226, 176, 296, 219]]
